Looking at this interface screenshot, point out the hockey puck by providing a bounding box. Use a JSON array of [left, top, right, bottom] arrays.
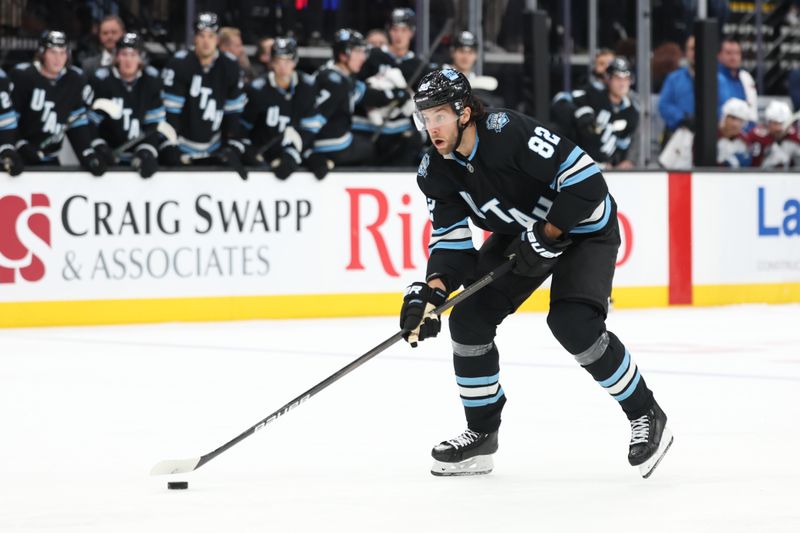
[[167, 481, 188, 490]]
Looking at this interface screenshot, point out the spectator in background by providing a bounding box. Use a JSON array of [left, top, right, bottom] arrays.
[[717, 97, 752, 167], [651, 41, 682, 92], [219, 27, 255, 82], [717, 38, 757, 123], [588, 49, 615, 91], [366, 29, 389, 49], [251, 37, 275, 80], [81, 15, 125, 76], [746, 100, 800, 168], [658, 35, 695, 141]]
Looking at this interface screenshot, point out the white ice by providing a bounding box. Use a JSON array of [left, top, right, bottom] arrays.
[[1, 304, 799, 532]]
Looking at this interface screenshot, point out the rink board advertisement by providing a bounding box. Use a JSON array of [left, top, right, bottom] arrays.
[[0, 169, 794, 326], [691, 172, 800, 305]]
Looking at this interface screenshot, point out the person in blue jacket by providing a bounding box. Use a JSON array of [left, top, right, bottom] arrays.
[[658, 36, 695, 137]]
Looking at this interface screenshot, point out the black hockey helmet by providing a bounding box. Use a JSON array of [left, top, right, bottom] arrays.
[[413, 67, 471, 114], [452, 30, 478, 50], [272, 36, 298, 61], [195, 11, 220, 33], [389, 8, 415, 30], [332, 28, 366, 59], [117, 32, 141, 52], [605, 57, 632, 78], [38, 30, 67, 54]]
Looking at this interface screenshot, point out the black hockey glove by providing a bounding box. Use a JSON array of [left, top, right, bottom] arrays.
[[400, 282, 448, 347], [1, 148, 23, 177], [305, 152, 333, 180], [505, 221, 571, 278], [132, 147, 158, 178], [217, 145, 248, 181], [16, 143, 40, 164], [270, 147, 301, 180], [84, 150, 108, 177], [93, 141, 115, 166], [160, 144, 182, 166]]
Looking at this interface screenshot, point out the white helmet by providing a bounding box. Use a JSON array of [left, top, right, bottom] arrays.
[[721, 98, 752, 122], [764, 100, 793, 130]]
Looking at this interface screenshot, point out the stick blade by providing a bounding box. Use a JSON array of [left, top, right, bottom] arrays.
[[150, 457, 201, 476]]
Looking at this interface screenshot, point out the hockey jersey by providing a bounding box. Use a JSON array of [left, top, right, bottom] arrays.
[[419, 109, 615, 291], [161, 50, 246, 158], [0, 69, 18, 151], [744, 125, 800, 168], [9, 63, 100, 162], [240, 71, 314, 160], [551, 86, 639, 166], [717, 132, 752, 167], [299, 63, 398, 154], [89, 66, 164, 160]]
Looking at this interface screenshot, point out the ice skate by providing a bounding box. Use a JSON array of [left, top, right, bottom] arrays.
[[628, 401, 674, 478], [430, 429, 498, 476]]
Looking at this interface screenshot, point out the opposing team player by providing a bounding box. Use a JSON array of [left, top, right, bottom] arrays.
[[160, 12, 247, 178], [551, 57, 639, 169], [399, 68, 673, 478], [10, 31, 110, 176], [746, 100, 800, 168], [0, 68, 23, 176], [89, 32, 164, 178], [282, 29, 407, 179], [240, 36, 314, 176]]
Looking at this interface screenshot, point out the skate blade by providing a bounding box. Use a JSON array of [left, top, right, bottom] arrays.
[[639, 426, 674, 479], [431, 455, 494, 477]]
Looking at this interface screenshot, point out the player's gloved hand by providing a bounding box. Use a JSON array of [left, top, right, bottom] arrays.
[[679, 114, 695, 132], [16, 143, 40, 164], [132, 147, 158, 178], [390, 88, 409, 104], [93, 141, 115, 166], [305, 152, 333, 180], [270, 147, 301, 180], [1, 147, 23, 177], [84, 150, 108, 177], [242, 145, 265, 166], [159, 144, 182, 166], [400, 282, 448, 347], [217, 145, 248, 180], [505, 221, 571, 278]]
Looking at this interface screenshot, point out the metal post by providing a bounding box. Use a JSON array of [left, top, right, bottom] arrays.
[[695, 19, 719, 167], [562, 0, 572, 92], [755, 0, 764, 94], [697, 0, 707, 18], [416, 0, 430, 59], [185, 0, 196, 48], [636, 0, 652, 167], [523, 10, 550, 122], [589, 0, 598, 79], [469, 0, 484, 75]]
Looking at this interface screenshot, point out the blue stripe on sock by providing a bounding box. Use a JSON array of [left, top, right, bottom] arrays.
[[462, 388, 505, 407], [598, 349, 631, 388]]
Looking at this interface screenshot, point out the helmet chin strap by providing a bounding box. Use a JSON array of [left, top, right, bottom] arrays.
[[453, 116, 467, 154]]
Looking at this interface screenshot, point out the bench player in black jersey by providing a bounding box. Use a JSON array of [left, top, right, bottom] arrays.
[[398, 68, 673, 478]]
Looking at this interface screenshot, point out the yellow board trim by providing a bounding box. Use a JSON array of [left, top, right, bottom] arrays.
[[0, 283, 797, 328]]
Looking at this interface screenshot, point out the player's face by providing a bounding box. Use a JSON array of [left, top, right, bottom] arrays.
[[346, 47, 367, 74], [100, 21, 124, 51], [721, 115, 744, 137], [271, 56, 296, 79], [194, 30, 219, 60], [116, 48, 141, 78], [367, 32, 388, 49], [221, 34, 243, 59], [259, 38, 274, 66], [42, 47, 68, 75], [389, 25, 413, 51], [452, 47, 477, 74], [593, 53, 614, 77], [607, 73, 631, 98], [767, 121, 786, 138], [418, 104, 464, 154]]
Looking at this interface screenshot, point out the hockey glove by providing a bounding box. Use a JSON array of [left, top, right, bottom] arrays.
[[84, 150, 108, 177], [93, 141, 115, 166], [505, 221, 571, 278], [159, 144, 182, 166], [1, 148, 23, 177], [270, 147, 301, 180], [132, 147, 158, 178], [217, 145, 248, 181], [400, 282, 448, 348], [305, 152, 334, 180], [16, 143, 40, 164]]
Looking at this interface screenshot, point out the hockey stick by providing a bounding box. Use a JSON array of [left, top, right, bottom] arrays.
[[150, 256, 516, 476]]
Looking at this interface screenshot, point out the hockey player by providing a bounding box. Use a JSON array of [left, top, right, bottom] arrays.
[[746, 100, 800, 168], [10, 31, 110, 176], [551, 57, 639, 169], [447, 31, 502, 107], [717, 97, 752, 168], [160, 12, 247, 178], [89, 32, 163, 178], [354, 8, 427, 165], [399, 68, 673, 478], [277, 29, 407, 179], [0, 68, 23, 176], [240, 37, 314, 172]]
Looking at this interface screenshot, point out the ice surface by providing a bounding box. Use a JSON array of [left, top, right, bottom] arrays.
[[1, 304, 799, 532]]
